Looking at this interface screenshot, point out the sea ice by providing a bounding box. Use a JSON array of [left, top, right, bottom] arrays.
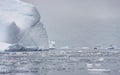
[[0, 42, 11, 51], [0, 0, 49, 50]]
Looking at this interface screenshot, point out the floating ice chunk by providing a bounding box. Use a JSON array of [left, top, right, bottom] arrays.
[[94, 64, 102, 67], [97, 58, 104, 61], [88, 69, 111, 72], [0, 42, 11, 51], [86, 63, 93, 68], [96, 52, 102, 55], [60, 46, 70, 49], [81, 47, 89, 50], [78, 50, 82, 52], [49, 41, 56, 49]]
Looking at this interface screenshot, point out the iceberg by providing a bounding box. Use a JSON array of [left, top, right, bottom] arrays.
[[0, 0, 49, 50], [0, 42, 11, 51], [49, 41, 56, 49]]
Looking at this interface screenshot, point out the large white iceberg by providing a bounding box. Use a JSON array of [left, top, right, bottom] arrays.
[[0, 0, 49, 50]]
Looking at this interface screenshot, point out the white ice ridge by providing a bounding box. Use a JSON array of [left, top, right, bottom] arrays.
[[0, 0, 49, 49]]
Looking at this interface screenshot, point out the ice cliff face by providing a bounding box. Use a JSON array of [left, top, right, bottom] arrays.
[[0, 0, 49, 49], [19, 22, 49, 49]]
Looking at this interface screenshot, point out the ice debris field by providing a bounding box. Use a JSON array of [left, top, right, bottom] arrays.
[[0, 49, 119, 75]]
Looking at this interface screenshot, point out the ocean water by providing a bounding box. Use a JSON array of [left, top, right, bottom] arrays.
[[0, 49, 120, 75]]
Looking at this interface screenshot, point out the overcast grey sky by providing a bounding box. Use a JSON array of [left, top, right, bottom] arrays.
[[23, 0, 120, 48]]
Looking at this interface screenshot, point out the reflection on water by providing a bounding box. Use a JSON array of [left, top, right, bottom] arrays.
[[0, 49, 120, 75]]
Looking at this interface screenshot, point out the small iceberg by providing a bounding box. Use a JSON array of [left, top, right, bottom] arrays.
[[86, 63, 93, 68], [0, 42, 11, 51], [81, 47, 89, 50], [88, 68, 111, 72]]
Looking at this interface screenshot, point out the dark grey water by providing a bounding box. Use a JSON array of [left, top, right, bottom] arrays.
[[0, 49, 120, 75]]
